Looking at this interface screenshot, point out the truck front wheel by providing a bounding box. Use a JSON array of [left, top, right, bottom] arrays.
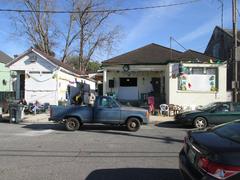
[[65, 117, 80, 131], [126, 118, 140, 132]]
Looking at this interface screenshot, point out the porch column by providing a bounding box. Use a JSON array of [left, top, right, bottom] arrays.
[[103, 69, 107, 95]]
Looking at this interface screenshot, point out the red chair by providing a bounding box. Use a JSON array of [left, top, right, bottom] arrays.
[[148, 96, 155, 115]]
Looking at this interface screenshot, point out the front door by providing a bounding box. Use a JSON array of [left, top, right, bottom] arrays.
[[151, 78, 160, 94], [94, 97, 121, 124], [20, 74, 25, 99], [151, 78, 161, 107]]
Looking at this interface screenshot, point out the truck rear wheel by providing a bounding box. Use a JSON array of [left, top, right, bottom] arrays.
[[65, 117, 80, 131], [127, 118, 140, 132]]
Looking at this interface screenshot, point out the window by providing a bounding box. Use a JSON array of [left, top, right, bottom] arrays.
[[206, 68, 217, 75], [233, 103, 240, 112], [215, 103, 230, 112], [42, 72, 52, 74], [213, 43, 220, 58], [192, 67, 204, 74], [120, 78, 137, 87], [99, 97, 118, 108], [29, 71, 40, 74]]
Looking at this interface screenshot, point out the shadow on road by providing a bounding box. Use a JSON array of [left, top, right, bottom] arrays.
[[155, 121, 193, 130], [21, 123, 183, 144], [22, 123, 66, 131], [22, 123, 129, 131], [86, 168, 182, 180], [84, 129, 183, 144]]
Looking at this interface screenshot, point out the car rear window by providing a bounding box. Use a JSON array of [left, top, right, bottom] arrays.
[[213, 122, 240, 143]]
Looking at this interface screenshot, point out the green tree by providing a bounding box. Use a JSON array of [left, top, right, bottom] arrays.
[[66, 56, 101, 73]]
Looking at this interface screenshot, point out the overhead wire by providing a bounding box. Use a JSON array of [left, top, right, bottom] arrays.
[[0, 0, 201, 14]]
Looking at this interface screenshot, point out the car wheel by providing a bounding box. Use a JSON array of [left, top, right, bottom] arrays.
[[194, 117, 207, 129], [78, 122, 83, 130], [65, 117, 80, 131], [127, 118, 140, 132]]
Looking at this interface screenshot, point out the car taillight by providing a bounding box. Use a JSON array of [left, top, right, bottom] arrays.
[[198, 157, 240, 179]]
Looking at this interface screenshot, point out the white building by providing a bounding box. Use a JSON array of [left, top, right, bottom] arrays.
[[102, 43, 231, 110], [7, 48, 96, 105]]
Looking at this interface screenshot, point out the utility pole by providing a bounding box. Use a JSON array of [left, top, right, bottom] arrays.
[[232, 0, 238, 102]]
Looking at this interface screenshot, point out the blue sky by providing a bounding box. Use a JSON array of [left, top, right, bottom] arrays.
[[0, 0, 238, 61]]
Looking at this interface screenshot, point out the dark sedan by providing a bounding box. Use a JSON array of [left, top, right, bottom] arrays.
[[175, 102, 240, 128], [179, 121, 240, 180]]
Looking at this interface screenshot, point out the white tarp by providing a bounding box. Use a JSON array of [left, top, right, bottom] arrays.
[[184, 74, 216, 91]]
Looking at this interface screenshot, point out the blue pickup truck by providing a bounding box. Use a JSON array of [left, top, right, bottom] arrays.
[[49, 96, 149, 131]]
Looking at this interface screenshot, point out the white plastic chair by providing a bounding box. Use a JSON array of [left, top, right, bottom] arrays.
[[159, 104, 169, 116]]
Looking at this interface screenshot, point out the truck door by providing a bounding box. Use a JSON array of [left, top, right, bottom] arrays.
[[94, 97, 121, 124]]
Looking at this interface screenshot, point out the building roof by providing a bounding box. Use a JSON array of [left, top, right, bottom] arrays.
[[223, 28, 240, 40], [102, 43, 182, 65], [103, 43, 219, 65], [0, 51, 13, 64], [213, 26, 240, 41], [177, 50, 219, 62], [7, 48, 84, 75]]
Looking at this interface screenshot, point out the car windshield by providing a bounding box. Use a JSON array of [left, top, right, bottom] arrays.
[[213, 121, 240, 144], [199, 102, 219, 111]]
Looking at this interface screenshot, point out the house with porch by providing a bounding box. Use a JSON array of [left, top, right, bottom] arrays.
[[7, 48, 96, 105], [102, 43, 230, 110]]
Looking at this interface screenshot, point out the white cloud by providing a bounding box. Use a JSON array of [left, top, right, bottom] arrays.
[[123, 0, 186, 45], [178, 8, 232, 44]]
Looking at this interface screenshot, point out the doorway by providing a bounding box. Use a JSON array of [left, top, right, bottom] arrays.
[[20, 74, 25, 99]]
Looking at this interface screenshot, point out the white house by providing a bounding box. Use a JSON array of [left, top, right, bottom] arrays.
[[102, 43, 230, 110], [7, 48, 96, 105]]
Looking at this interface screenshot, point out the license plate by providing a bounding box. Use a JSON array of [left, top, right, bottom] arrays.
[[188, 148, 196, 164]]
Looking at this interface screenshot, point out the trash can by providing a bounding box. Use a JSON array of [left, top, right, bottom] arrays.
[[9, 104, 24, 123]]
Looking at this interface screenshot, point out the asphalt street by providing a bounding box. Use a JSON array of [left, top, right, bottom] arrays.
[[0, 121, 191, 180]]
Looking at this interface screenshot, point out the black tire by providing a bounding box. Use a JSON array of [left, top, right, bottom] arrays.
[[65, 117, 80, 131], [126, 118, 141, 132], [78, 122, 83, 130], [194, 117, 207, 129]]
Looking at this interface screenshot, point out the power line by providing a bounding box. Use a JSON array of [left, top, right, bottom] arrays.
[[0, 0, 201, 14]]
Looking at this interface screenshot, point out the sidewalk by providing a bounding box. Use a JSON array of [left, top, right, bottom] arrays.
[[149, 115, 174, 124], [2, 113, 174, 124], [22, 113, 50, 123], [1, 113, 50, 123]]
